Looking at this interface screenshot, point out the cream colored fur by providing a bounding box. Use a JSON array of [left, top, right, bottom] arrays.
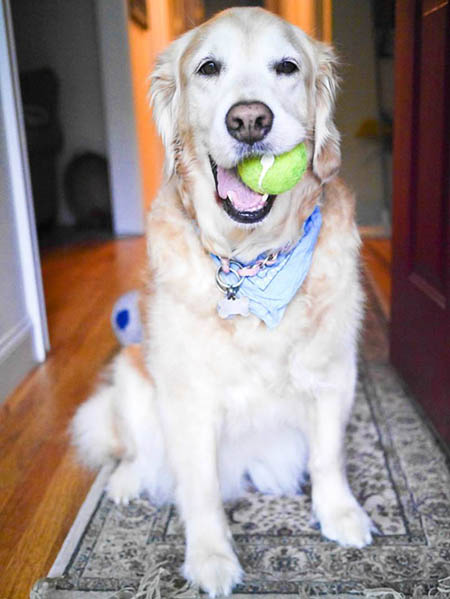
[[72, 8, 373, 597]]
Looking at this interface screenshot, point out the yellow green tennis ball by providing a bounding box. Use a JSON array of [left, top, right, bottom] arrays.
[[237, 142, 308, 195]]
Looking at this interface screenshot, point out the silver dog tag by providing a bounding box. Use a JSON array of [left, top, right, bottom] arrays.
[[217, 295, 250, 319]]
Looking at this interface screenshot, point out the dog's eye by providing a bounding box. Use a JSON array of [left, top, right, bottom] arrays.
[[198, 60, 221, 76], [275, 60, 299, 75]]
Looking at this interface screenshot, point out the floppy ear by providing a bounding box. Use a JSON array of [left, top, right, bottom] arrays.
[[149, 32, 193, 176], [312, 42, 341, 183]]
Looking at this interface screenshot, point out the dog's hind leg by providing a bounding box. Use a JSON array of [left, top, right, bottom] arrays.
[[71, 345, 172, 505]]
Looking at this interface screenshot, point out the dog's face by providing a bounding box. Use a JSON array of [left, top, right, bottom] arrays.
[[151, 8, 340, 258], [184, 15, 310, 170]]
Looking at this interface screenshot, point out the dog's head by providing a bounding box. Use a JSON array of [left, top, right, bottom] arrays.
[[150, 7, 340, 259]]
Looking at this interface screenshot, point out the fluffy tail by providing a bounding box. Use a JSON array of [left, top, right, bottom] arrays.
[[71, 382, 123, 469]]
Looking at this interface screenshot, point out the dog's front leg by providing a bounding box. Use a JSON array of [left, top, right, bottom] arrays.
[[159, 391, 242, 597], [307, 374, 374, 548]]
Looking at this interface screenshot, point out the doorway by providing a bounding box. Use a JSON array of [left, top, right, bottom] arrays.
[[204, 0, 263, 19], [3, 0, 145, 393], [333, 0, 394, 232], [10, 0, 144, 251], [11, 1, 112, 249]]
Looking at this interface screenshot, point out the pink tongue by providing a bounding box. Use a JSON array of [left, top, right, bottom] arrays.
[[217, 166, 266, 212]]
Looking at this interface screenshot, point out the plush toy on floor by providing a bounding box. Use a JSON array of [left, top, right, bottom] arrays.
[[111, 289, 142, 346]]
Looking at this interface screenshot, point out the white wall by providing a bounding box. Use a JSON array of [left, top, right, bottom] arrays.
[[11, 0, 107, 224], [95, 0, 144, 235], [0, 94, 35, 399], [333, 0, 385, 226]]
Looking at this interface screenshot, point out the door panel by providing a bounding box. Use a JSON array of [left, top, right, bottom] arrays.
[[413, 2, 447, 297], [391, 0, 450, 441]]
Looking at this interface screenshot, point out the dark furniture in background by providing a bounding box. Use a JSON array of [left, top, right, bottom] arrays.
[[20, 68, 63, 230], [64, 152, 112, 230]]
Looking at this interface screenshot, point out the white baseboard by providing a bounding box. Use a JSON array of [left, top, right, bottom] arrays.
[[0, 317, 37, 402]]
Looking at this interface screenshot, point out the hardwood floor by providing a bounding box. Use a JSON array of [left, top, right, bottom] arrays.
[[0, 238, 146, 599], [361, 237, 392, 319], [0, 235, 391, 598]]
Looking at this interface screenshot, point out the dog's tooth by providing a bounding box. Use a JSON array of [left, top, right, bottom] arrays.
[[262, 194, 268, 202], [227, 191, 236, 203]]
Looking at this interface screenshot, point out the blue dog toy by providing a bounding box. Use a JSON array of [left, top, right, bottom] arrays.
[[111, 290, 143, 346]]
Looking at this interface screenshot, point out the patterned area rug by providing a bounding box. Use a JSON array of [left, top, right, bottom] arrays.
[[32, 285, 450, 598]]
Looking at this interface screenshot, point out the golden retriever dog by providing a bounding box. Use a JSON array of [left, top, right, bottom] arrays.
[[72, 7, 374, 597]]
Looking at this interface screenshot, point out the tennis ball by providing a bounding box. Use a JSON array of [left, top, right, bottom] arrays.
[[237, 142, 308, 195]]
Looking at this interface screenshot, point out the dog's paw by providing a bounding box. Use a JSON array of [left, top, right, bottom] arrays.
[[183, 546, 243, 598], [316, 499, 374, 548], [107, 461, 141, 505]]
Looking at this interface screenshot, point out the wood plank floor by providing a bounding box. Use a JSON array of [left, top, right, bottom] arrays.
[[361, 238, 392, 319], [0, 235, 390, 598], [0, 238, 146, 599]]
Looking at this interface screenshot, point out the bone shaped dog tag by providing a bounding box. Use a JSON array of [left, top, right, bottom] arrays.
[[217, 295, 250, 319]]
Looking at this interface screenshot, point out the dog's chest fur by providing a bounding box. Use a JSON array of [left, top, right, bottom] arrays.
[[144, 177, 362, 433]]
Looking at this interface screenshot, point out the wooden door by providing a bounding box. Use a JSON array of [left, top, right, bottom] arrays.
[[390, 0, 450, 442]]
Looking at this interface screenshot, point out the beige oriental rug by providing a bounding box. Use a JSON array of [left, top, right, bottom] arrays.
[[31, 285, 450, 598]]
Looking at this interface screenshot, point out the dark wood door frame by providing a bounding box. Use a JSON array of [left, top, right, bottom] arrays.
[[390, 0, 450, 442]]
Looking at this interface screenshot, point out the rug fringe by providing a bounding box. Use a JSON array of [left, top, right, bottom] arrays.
[[364, 589, 405, 599], [437, 576, 450, 595], [111, 574, 450, 599], [31, 568, 450, 598], [110, 561, 199, 599], [110, 575, 450, 599]]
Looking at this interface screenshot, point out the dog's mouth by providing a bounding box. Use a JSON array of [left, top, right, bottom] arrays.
[[210, 157, 276, 225]]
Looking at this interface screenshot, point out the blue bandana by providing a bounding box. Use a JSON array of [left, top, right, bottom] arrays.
[[212, 205, 322, 328]]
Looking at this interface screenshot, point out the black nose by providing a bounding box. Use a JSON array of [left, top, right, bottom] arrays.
[[225, 101, 273, 144]]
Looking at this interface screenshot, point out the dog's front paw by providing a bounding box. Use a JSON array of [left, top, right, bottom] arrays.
[[316, 498, 374, 548], [107, 460, 141, 505], [183, 545, 243, 598]]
